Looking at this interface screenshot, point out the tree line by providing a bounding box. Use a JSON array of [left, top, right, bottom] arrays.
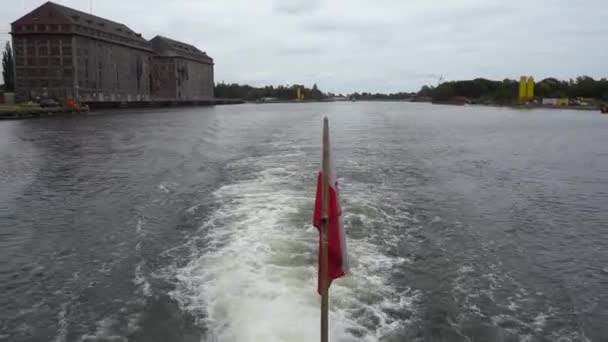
[[350, 92, 416, 101], [216, 76, 608, 104], [214, 82, 325, 101], [214, 82, 419, 101], [419, 77, 608, 104]]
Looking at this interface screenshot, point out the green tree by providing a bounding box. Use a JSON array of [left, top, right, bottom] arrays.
[[418, 85, 434, 97], [432, 82, 455, 101], [2, 42, 15, 92], [535, 81, 551, 98], [311, 83, 323, 100]]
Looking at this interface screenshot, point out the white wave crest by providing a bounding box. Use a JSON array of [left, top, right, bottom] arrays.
[[168, 151, 418, 341]]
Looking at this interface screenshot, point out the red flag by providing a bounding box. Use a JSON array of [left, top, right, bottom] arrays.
[[313, 132, 348, 293]]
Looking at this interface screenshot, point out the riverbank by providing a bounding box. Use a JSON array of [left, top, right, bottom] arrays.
[[83, 98, 244, 110], [430, 101, 604, 112], [519, 104, 601, 111], [0, 99, 245, 120], [0, 104, 89, 120]]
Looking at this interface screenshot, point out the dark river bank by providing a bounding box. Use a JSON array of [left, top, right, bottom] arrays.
[[1, 103, 606, 341]]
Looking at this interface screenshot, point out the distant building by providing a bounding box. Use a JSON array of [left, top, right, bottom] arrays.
[[150, 36, 214, 101], [10, 2, 214, 104], [258, 97, 279, 103], [330, 96, 349, 102], [542, 98, 558, 106], [542, 98, 568, 106], [10, 1, 152, 102]]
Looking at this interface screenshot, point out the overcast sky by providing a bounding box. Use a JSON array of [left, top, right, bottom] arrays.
[[2, 0, 607, 93]]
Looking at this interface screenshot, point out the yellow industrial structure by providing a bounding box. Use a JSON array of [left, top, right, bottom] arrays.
[[519, 76, 527, 101], [526, 77, 535, 99], [296, 87, 304, 100], [519, 76, 535, 103]]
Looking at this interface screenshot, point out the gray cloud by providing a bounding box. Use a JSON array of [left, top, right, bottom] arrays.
[[1, 0, 607, 93], [272, 0, 322, 15], [305, 16, 382, 34], [278, 46, 325, 55]]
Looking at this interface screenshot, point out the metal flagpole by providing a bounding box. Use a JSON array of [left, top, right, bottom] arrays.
[[320, 117, 330, 342]]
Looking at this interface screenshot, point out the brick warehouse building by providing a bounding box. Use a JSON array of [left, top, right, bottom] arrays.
[[10, 2, 214, 103], [150, 36, 214, 101]]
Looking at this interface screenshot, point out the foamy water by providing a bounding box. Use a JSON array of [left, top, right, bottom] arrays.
[[167, 145, 420, 341]]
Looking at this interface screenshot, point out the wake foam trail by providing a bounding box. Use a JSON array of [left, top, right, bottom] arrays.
[[167, 150, 419, 341]]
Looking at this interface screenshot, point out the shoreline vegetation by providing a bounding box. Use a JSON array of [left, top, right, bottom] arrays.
[[216, 76, 608, 111], [214, 82, 416, 102], [2, 77, 606, 120]]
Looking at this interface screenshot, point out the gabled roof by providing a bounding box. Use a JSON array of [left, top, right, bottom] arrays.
[[12, 1, 147, 45], [150, 36, 213, 64]]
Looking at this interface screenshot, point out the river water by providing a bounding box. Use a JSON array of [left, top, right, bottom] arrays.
[[0, 103, 607, 342]]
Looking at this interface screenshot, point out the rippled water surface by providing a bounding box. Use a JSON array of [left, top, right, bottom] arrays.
[[1, 103, 607, 342]]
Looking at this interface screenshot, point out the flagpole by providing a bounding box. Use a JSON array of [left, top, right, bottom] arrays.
[[320, 117, 330, 342]]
